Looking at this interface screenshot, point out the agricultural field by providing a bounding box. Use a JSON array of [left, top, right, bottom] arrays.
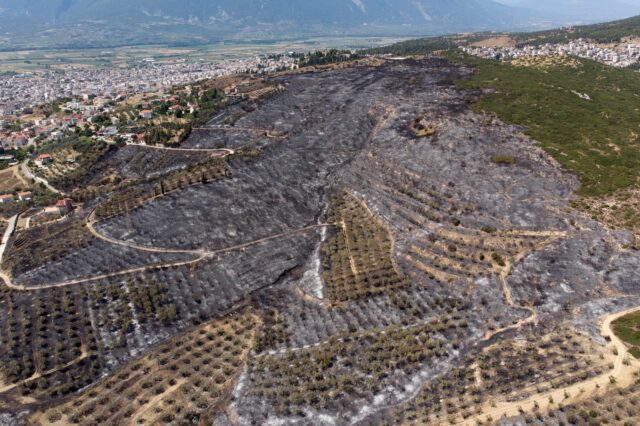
[[0, 55, 639, 426], [93, 158, 230, 220], [391, 327, 612, 425], [34, 310, 259, 426], [35, 137, 112, 193], [500, 375, 640, 425], [321, 191, 409, 303], [0, 168, 30, 194], [0, 37, 405, 73]]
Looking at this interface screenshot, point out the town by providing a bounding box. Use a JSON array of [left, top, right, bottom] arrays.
[[0, 54, 299, 159], [0, 54, 303, 220], [0, 55, 298, 117], [461, 38, 640, 68]]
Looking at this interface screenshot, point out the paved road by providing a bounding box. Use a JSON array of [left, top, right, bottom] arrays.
[[21, 161, 62, 194], [0, 215, 18, 266]]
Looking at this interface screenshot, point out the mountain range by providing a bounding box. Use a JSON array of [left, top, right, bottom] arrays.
[[0, 0, 532, 49], [0, 0, 637, 50], [497, 0, 640, 22], [0, 0, 525, 28]]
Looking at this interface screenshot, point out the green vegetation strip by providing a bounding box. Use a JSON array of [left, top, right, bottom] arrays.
[[513, 15, 640, 46], [448, 52, 640, 197], [612, 311, 640, 358]]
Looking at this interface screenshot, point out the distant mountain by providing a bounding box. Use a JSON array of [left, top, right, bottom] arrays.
[[512, 14, 640, 45], [497, 0, 640, 22], [0, 0, 541, 50], [366, 14, 640, 57]]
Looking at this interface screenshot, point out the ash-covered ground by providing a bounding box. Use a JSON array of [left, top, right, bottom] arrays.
[[2, 57, 639, 425], [108, 58, 638, 424]]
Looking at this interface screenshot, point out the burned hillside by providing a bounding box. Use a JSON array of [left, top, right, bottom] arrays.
[[1, 57, 639, 426]]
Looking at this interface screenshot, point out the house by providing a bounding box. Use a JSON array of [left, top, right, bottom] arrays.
[[0, 194, 13, 204], [44, 205, 61, 215], [63, 117, 79, 128], [54, 198, 74, 215], [0, 134, 28, 150], [18, 191, 32, 201], [98, 126, 118, 137], [35, 154, 53, 167], [169, 105, 182, 113], [139, 110, 153, 119]]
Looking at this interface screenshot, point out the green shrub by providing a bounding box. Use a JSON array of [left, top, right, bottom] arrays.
[[491, 155, 516, 165]]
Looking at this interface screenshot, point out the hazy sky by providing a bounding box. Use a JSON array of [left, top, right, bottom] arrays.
[[496, 0, 640, 5], [495, 0, 640, 21]]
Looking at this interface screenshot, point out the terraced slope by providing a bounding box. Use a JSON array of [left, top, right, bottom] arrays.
[[0, 57, 639, 426]]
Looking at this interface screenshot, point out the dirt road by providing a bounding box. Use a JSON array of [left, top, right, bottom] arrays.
[[0, 345, 90, 395], [461, 306, 640, 425], [2, 222, 332, 291], [125, 142, 235, 156]]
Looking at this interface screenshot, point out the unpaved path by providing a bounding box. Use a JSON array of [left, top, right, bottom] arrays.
[[461, 306, 640, 425], [125, 142, 234, 156], [1, 223, 332, 291], [339, 219, 359, 276], [480, 234, 565, 341], [0, 255, 207, 291], [87, 216, 204, 256], [0, 345, 90, 395]]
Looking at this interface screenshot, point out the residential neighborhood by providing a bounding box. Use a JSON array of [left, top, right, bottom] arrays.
[[0, 54, 299, 160], [462, 38, 640, 68], [0, 55, 297, 117]]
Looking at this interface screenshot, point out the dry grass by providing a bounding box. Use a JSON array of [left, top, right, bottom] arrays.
[[0, 167, 29, 193], [509, 56, 583, 69], [470, 36, 515, 48], [395, 328, 611, 425], [405, 223, 561, 284], [410, 117, 438, 138], [574, 188, 640, 240]]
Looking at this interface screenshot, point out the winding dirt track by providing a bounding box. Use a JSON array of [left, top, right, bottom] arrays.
[[461, 306, 640, 425], [0, 214, 17, 265], [0, 143, 329, 291], [86, 217, 204, 256], [461, 232, 640, 424], [125, 142, 234, 156], [0, 345, 90, 395], [21, 161, 63, 195], [478, 232, 567, 342], [0, 221, 332, 291]]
